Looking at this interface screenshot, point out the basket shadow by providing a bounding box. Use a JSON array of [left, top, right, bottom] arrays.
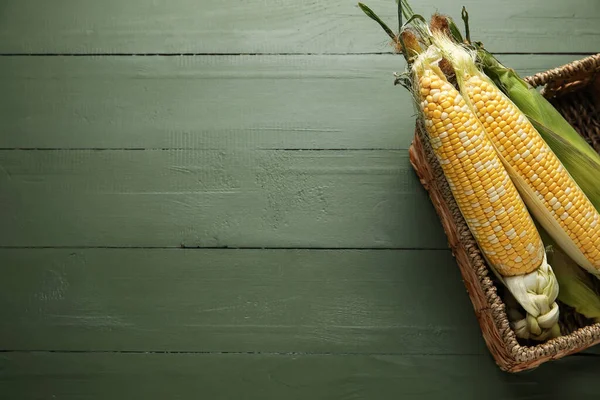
[[498, 351, 600, 397]]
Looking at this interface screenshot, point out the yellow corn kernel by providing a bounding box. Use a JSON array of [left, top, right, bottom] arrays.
[[462, 73, 600, 272], [417, 68, 544, 277]]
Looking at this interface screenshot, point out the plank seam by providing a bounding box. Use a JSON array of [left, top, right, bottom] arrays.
[[0, 148, 407, 151], [0, 246, 450, 251], [0, 349, 485, 356], [1, 350, 597, 358], [0, 52, 595, 57]]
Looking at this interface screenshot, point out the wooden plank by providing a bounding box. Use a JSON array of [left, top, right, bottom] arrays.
[[0, 54, 582, 150], [0, 55, 409, 150], [0, 249, 486, 354], [0, 149, 448, 248], [2, 352, 600, 399], [0, 0, 598, 54]]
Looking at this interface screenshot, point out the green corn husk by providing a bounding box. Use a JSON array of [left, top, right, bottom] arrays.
[[539, 226, 600, 324]]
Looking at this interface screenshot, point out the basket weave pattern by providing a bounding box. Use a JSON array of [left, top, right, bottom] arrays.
[[408, 53, 600, 372]]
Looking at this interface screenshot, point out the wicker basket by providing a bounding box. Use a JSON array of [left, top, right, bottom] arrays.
[[408, 53, 600, 372]]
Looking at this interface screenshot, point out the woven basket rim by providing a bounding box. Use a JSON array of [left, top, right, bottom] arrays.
[[524, 53, 600, 97]]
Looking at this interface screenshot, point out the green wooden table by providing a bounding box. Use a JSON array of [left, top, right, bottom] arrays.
[[1, 1, 599, 398]]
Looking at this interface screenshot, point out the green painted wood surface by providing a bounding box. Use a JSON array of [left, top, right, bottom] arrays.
[[0, 54, 582, 150], [0, 0, 598, 54], [1, 0, 600, 395], [0, 150, 447, 248], [3, 353, 600, 400], [0, 249, 485, 353]]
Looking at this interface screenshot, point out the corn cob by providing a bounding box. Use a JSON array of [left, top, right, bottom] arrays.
[[412, 46, 559, 339], [432, 33, 600, 280]]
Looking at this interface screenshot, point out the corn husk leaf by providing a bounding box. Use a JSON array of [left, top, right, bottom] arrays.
[[502, 286, 561, 340], [538, 226, 600, 323], [497, 252, 560, 340], [358, 2, 396, 42], [447, 16, 464, 44], [549, 249, 600, 324]]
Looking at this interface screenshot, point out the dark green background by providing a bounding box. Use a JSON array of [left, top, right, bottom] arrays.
[[1, 0, 599, 398]]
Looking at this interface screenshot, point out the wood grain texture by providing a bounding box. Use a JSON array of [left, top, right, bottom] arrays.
[[3, 352, 600, 399], [0, 54, 582, 150], [0, 149, 449, 248], [0, 0, 598, 54], [1, 0, 598, 388], [0, 249, 486, 354]]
